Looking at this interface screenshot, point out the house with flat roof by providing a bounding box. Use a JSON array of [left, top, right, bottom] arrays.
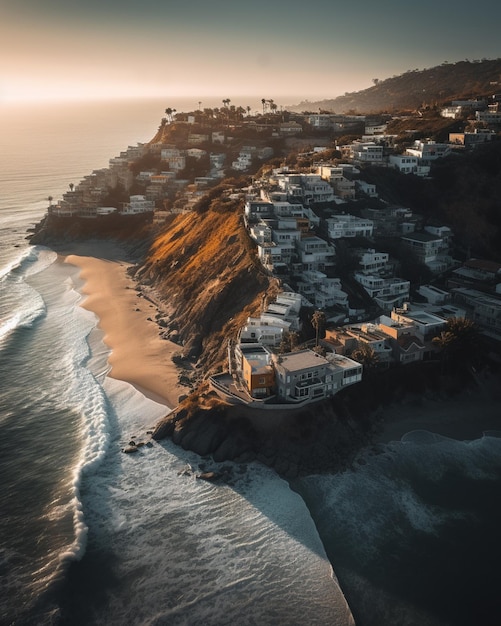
[[234, 344, 275, 399], [390, 306, 447, 342], [405, 140, 451, 165], [326, 215, 374, 239], [272, 349, 362, 403], [297, 236, 335, 272], [354, 273, 410, 311], [401, 231, 451, 273], [451, 288, 501, 339], [376, 315, 425, 364]]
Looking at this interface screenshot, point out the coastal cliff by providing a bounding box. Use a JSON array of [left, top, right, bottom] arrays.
[[135, 203, 280, 373], [152, 390, 376, 477], [151, 360, 490, 477]]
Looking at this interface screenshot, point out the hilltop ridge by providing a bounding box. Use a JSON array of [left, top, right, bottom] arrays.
[[292, 58, 501, 113]]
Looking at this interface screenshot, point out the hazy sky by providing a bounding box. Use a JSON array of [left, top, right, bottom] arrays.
[[2, 0, 500, 104]]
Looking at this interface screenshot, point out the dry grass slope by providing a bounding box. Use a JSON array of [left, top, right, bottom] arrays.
[[139, 205, 280, 372]]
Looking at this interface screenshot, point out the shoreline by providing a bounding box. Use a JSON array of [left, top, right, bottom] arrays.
[[55, 241, 501, 470], [62, 241, 186, 409], [372, 379, 501, 445]]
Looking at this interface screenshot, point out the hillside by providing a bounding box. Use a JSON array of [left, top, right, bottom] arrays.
[[135, 203, 280, 375], [293, 58, 501, 113]]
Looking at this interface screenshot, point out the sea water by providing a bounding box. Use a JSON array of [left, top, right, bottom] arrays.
[[0, 99, 352, 625], [294, 428, 501, 626], [2, 97, 501, 626]]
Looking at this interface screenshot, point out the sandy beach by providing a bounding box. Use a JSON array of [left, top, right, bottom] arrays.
[[64, 241, 185, 409]]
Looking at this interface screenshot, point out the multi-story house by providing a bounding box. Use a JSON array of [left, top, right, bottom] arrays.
[[357, 249, 390, 273], [475, 110, 501, 126], [187, 133, 209, 145], [122, 195, 155, 214], [354, 273, 410, 311], [249, 223, 272, 245], [388, 154, 430, 176], [390, 306, 447, 342], [332, 177, 356, 200], [261, 292, 302, 331], [417, 284, 451, 305], [326, 215, 374, 239], [355, 180, 378, 198], [234, 344, 276, 399], [297, 236, 335, 271], [239, 317, 290, 347], [161, 146, 183, 160], [405, 141, 451, 165], [168, 155, 187, 171], [348, 141, 385, 164], [400, 231, 449, 273], [244, 201, 275, 222], [376, 315, 426, 364], [451, 288, 501, 338], [296, 271, 349, 310], [272, 227, 302, 246], [273, 350, 362, 403]]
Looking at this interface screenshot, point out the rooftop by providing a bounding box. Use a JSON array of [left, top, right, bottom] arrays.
[[276, 349, 329, 372], [401, 231, 442, 243]]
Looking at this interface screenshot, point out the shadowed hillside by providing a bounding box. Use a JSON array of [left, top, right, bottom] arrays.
[[293, 59, 501, 113]]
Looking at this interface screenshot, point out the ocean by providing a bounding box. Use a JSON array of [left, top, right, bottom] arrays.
[[1, 97, 500, 626]]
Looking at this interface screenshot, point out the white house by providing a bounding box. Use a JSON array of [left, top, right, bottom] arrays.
[[405, 141, 451, 164], [239, 317, 289, 347], [122, 195, 155, 214], [401, 231, 449, 273], [357, 249, 389, 273], [348, 142, 384, 164], [354, 273, 410, 311], [355, 180, 378, 198], [296, 271, 349, 309], [389, 154, 418, 174], [326, 215, 374, 239], [417, 284, 451, 305], [297, 237, 336, 271]]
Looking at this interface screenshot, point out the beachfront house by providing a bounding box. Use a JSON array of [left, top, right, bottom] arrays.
[[234, 344, 275, 399], [272, 350, 362, 403]]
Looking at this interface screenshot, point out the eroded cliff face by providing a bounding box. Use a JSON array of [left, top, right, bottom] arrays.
[[136, 204, 280, 373]]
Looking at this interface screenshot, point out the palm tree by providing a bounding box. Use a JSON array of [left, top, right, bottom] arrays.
[[350, 344, 380, 370], [246, 105, 251, 116], [279, 330, 300, 354], [69, 183, 74, 192], [432, 317, 478, 372], [311, 310, 326, 348], [261, 98, 266, 114], [165, 107, 176, 122]]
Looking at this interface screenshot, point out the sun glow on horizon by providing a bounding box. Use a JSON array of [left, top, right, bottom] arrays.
[[1, 78, 335, 109]]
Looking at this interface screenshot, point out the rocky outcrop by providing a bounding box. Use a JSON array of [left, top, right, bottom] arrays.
[[152, 391, 376, 478], [28, 212, 154, 246]]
